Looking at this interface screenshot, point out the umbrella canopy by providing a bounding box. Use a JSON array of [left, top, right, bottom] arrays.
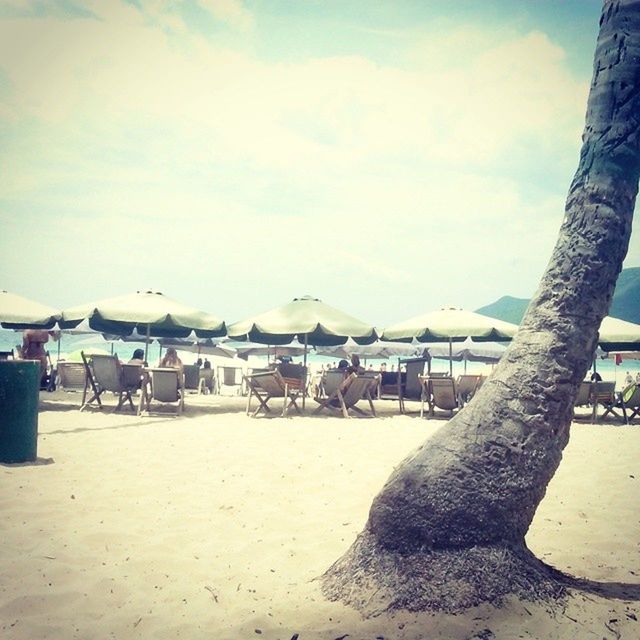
[[598, 316, 640, 351], [382, 307, 518, 343], [159, 337, 237, 359], [60, 290, 226, 339], [422, 337, 507, 364], [226, 340, 309, 361], [316, 338, 420, 361], [227, 295, 377, 346], [0, 290, 61, 329]]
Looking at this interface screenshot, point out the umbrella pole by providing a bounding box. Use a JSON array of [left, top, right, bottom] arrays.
[[303, 334, 308, 410], [449, 339, 453, 377], [144, 323, 150, 363]]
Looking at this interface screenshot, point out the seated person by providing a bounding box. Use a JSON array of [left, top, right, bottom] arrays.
[[128, 348, 146, 366], [346, 354, 365, 376], [159, 347, 184, 380]]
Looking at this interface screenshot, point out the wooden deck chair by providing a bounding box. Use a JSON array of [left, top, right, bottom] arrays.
[[217, 366, 243, 395], [183, 364, 200, 392], [277, 362, 307, 394], [57, 361, 88, 393], [619, 383, 640, 424], [139, 367, 184, 415], [428, 377, 459, 418], [455, 374, 482, 405], [243, 369, 302, 417], [314, 372, 379, 418], [198, 368, 216, 394], [591, 381, 617, 422], [321, 370, 348, 398], [398, 357, 429, 414], [81, 353, 137, 412], [573, 380, 593, 417]]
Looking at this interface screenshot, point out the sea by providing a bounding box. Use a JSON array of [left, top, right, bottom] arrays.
[[2, 329, 638, 390]]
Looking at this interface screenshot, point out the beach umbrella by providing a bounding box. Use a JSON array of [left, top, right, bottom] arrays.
[[159, 337, 237, 360], [227, 296, 377, 347], [60, 290, 226, 361], [382, 307, 518, 375], [421, 337, 507, 372], [227, 340, 309, 362], [316, 338, 420, 361], [227, 295, 377, 407], [0, 290, 61, 329], [598, 316, 640, 351]]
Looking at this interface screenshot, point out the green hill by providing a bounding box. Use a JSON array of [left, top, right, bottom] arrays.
[[476, 267, 640, 324]]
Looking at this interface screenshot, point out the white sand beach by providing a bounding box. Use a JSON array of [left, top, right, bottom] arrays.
[[1, 392, 639, 640]]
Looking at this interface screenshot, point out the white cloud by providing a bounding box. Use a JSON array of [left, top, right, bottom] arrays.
[[197, 0, 254, 32]]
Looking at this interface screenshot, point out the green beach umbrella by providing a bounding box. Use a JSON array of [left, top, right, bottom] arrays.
[[61, 290, 226, 361], [0, 290, 61, 329], [382, 307, 518, 375], [227, 295, 377, 347]]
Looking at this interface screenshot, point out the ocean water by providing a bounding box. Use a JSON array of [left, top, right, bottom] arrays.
[[2, 329, 638, 389]]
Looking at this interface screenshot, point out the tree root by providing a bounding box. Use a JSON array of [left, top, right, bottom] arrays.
[[321, 531, 568, 616]]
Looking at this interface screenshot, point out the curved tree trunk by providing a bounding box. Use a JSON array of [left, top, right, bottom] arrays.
[[323, 0, 640, 614]]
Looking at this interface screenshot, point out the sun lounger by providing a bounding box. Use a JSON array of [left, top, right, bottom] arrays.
[[398, 357, 429, 414], [139, 367, 184, 415], [217, 366, 244, 395], [591, 381, 617, 422], [419, 375, 459, 418], [244, 369, 302, 417], [455, 374, 483, 405], [314, 372, 380, 418], [198, 368, 216, 394], [80, 353, 139, 412], [619, 383, 640, 424], [183, 364, 200, 392], [57, 361, 88, 393]]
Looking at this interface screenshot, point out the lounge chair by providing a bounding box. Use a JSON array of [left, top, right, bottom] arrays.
[[420, 376, 459, 418], [321, 370, 348, 398], [217, 366, 244, 395], [81, 353, 139, 412], [397, 357, 429, 414], [183, 364, 200, 392], [244, 369, 302, 417], [619, 383, 640, 424], [57, 361, 88, 393], [198, 368, 216, 394], [314, 372, 380, 418], [455, 374, 482, 405], [139, 367, 184, 415], [591, 381, 617, 422], [570, 380, 593, 418]]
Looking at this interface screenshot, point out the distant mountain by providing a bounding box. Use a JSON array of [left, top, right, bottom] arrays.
[[476, 267, 640, 324]]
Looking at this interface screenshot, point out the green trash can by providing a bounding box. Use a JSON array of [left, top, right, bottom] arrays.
[[0, 360, 40, 463]]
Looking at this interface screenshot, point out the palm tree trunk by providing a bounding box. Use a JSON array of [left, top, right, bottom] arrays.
[[323, 0, 640, 614]]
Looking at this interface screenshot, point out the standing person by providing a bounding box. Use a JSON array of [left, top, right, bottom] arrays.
[[20, 329, 50, 385]]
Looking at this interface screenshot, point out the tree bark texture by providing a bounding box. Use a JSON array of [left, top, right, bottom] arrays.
[[323, 0, 640, 614]]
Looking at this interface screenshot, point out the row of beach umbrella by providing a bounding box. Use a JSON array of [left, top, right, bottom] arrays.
[[2, 290, 640, 367]]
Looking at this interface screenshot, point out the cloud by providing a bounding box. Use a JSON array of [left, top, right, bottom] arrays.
[[197, 0, 254, 32]]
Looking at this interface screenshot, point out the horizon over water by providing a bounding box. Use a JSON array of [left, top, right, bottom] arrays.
[[2, 329, 638, 389]]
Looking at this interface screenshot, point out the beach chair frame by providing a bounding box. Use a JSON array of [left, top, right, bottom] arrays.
[[419, 375, 459, 418], [139, 367, 185, 416], [314, 372, 379, 418], [80, 353, 139, 412], [243, 369, 302, 417]]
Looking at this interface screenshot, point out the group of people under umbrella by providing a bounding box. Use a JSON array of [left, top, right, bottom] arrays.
[[2, 289, 640, 395]]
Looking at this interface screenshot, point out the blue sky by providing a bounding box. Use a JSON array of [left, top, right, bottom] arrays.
[[1, 0, 635, 328]]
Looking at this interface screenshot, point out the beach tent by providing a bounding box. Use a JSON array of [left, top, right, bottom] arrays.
[[0, 290, 61, 329], [382, 307, 518, 375], [61, 290, 226, 361], [227, 295, 377, 407]]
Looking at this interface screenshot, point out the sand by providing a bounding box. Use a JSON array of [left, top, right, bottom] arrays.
[[0, 391, 638, 639]]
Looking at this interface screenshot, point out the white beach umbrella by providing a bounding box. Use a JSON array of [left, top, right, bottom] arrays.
[[61, 290, 226, 361], [0, 290, 61, 329], [598, 316, 640, 351], [316, 338, 420, 361], [382, 307, 518, 375]]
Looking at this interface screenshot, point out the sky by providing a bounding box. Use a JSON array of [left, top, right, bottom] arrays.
[[0, 0, 636, 329]]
